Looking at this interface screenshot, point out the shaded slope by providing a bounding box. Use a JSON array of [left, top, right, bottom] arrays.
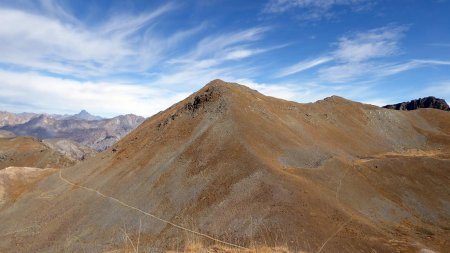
[[0, 80, 449, 252]]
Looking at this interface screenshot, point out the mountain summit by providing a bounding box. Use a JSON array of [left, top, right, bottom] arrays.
[[0, 80, 449, 252], [69, 109, 103, 121]]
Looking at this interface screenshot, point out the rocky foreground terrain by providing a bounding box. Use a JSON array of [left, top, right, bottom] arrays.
[[0, 110, 145, 152], [0, 80, 449, 253]]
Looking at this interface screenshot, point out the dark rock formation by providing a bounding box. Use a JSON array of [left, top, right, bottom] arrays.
[[383, 96, 450, 111]]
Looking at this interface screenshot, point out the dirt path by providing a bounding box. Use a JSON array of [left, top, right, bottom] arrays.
[[354, 149, 447, 165], [58, 169, 249, 250], [316, 166, 353, 253]]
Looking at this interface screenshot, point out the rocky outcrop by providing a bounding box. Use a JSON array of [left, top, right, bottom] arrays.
[[383, 96, 450, 111], [42, 138, 95, 160]]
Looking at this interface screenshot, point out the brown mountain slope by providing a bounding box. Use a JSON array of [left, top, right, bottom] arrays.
[[0, 136, 75, 170], [0, 80, 449, 253]]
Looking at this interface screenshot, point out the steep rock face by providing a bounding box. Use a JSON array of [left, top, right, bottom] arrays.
[[0, 80, 449, 253], [42, 139, 95, 161], [383, 96, 450, 111], [1, 114, 145, 151]]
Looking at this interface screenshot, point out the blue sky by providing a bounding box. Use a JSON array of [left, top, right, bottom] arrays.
[[0, 0, 449, 117]]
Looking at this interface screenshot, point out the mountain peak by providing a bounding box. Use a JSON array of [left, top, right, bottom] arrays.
[[201, 79, 260, 97], [70, 110, 103, 121]]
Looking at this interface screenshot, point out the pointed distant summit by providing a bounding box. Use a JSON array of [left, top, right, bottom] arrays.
[[69, 110, 103, 121]]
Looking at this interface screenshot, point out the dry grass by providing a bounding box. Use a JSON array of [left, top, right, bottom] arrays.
[[113, 220, 304, 253]]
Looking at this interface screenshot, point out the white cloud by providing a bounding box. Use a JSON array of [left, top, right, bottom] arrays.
[[224, 48, 266, 60], [318, 62, 370, 83], [318, 60, 450, 83], [233, 78, 374, 103], [0, 2, 283, 116], [155, 27, 284, 89], [168, 27, 272, 67], [277, 25, 450, 84], [334, 25, 406, 62], [0, 4, 183, 77], [0, 70, 189, 117], [277, 56, 332, 77], [361, 98, 391, 107]]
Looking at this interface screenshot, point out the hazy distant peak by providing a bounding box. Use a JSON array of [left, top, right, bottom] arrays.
[[69, 110, 103, 121]]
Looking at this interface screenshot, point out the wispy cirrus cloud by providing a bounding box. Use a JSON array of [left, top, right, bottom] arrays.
[[278, 25, 450, 83], [277, 25, 405, 78], [0, 1, 283, 116], [158, 26, 284, 87], [0, 5, 174, 76], [277, 56, 332, 77], [1, 1, 449, 117], [263, 0, 374, 20], [168, 27, 271, 66], [333, 25, 406, 62]]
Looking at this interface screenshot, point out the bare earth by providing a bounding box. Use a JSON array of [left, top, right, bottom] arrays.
[[0, 136, 75, 170], [0, 80, 449, 253]]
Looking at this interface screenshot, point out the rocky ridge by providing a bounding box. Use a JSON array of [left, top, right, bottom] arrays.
[[383, 96, 450, 111]]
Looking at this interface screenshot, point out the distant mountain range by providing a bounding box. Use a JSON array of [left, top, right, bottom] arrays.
[[0, 110, 103, 128], [55, 109, 104, 121], [383, 96, 450, 111], [0, 110, 145, 152], [0, 111, 38, 127]]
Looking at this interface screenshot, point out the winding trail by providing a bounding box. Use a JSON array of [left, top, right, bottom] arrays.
[[58, 169, 249, 250], [316, 166, 354, 253]]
